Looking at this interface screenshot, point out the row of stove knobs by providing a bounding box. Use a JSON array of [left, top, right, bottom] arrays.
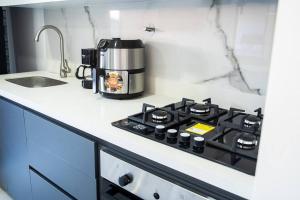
[[155, 125, 205, 152]]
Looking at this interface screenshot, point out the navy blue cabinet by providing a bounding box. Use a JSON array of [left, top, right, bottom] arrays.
[[0, 98, 97, 200], [30, 169, 72, 200], [24, 111, 97, 200], [0, 98, 32, 200]]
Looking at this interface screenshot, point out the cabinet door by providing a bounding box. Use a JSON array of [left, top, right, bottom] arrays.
[[0, 98, 32, 200], [30, 169, 72, 200], [25, 110, 97, 200]]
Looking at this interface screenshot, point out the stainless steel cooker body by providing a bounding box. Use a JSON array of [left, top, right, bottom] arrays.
[[95, 38, 145, 99], [100, 48, 144, 70]]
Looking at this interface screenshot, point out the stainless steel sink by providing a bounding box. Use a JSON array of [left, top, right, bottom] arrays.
[[6, 76, 67, 88]]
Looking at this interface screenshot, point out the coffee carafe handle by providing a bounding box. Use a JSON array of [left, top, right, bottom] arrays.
[[76, 65, 90, 80]]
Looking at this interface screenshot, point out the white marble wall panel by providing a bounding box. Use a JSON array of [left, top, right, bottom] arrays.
[[10, 0, 277, 111]]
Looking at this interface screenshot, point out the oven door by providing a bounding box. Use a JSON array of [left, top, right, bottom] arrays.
[[101, 178, 142, 200], [100, 150, 215, 200]]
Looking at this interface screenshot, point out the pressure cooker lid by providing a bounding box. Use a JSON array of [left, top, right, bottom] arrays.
[[98, 38, 144, 50]]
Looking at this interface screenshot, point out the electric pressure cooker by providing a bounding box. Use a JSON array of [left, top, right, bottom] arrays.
[[92, 38, 145, 99]]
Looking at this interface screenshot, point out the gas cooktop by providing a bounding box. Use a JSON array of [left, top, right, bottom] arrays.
[[112, 98, 263, 175]]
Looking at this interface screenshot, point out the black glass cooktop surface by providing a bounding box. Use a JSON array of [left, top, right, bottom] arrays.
[[112, 98, 263, 176]]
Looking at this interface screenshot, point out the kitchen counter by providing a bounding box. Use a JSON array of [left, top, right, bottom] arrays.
[[0, 71, 254, 199]]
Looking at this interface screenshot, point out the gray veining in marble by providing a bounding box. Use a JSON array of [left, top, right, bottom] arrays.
[[84, 6, 97, 48], [10, 0, 277, 107], [201, 0, 261, 95], [61, 8, 71, 60]]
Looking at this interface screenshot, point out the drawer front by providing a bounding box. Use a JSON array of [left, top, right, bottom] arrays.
[[24, 110, 95, 179], [30, 169, 72, 200], [28, 141, 97, 200], [24, 111, 97, 200]]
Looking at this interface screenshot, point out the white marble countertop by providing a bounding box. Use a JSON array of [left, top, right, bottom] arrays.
[[0, 71, 254, 199]]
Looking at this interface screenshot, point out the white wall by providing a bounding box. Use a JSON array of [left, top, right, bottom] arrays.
[[254, 0, 300, 199], [10, 0, 277, 111]]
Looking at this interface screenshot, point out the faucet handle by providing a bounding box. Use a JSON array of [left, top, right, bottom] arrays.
[[64, 59, 71, 73], [60, 59, 71, 78]]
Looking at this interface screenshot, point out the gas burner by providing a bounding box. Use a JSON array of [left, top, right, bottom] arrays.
[[127, 103, 185, 129], [236, 132, 258, 150], [113, 98, 261, 176], [243, 115, 261, 128], [189, 104, 210, 115], [206, 107, 263, 161], [216, 107, 263, 134], [176, 98, 227, 123], [152, 110, 168, 123]]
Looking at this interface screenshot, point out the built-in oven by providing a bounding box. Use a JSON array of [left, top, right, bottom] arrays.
[[100, 149, 216, 200]]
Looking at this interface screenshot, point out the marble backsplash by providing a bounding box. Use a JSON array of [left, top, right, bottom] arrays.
[[10, 0, 277, 111]]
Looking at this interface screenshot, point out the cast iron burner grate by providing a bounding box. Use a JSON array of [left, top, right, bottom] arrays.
[[112, 98, 263, 176], [128, 103, 188, 129], [171, 98, 228, 124], [206, 107, 263, 159]]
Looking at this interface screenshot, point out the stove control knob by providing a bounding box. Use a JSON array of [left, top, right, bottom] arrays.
[[193, 136, 205, 147], [118, 173, 133, 187], [153, 192, 160, 199], [167, 129, 178, 144], [193, 136, 205, 152], [179, 132, 191, 147], [167, 129, 178, 138], [155, 125, 166, 139], [180, 132, 191, 141], [155, 125, 165, 133]]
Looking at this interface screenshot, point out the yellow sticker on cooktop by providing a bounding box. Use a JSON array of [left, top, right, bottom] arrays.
[[186, 123, 215, 135]]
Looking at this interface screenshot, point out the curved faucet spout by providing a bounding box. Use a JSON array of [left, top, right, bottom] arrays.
[[35, 25, 71, 78]]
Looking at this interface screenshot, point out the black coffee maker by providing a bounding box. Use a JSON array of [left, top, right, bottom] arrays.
[[75, 48, 97, 89]]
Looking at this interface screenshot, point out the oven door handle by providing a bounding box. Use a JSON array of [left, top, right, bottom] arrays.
[[102, 193, 131, 200], [102, 184, 143, 200]]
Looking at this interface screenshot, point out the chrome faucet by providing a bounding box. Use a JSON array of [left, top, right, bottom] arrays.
[[35, 25, 71, 78]]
